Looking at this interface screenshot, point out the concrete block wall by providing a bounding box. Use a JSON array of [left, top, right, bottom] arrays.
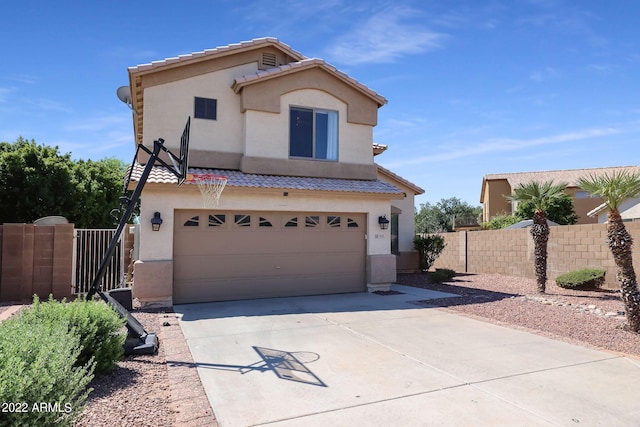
[[433, 222, 640, 289], [0, 224, 74, 302]]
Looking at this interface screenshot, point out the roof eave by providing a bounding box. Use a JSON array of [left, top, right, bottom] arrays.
[[376, 164, 424, 195], [233, 60, 387, 107]]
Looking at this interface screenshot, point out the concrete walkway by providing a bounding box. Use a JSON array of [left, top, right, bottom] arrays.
[[174, 285, 640, 426]]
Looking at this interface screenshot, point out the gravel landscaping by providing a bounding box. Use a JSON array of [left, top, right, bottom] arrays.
[[398, 272, 640, 358]]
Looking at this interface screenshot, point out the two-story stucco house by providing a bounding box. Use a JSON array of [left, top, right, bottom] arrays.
[[124, 38, 423, 306]]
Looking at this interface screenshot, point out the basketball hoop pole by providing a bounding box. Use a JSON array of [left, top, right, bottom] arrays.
[[85, 136, 186, 355]]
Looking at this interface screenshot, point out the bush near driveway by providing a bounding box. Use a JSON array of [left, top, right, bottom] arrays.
[[0, 317, 94, 427], [0, 296, 126, 426], [19, 296, 126, 375]]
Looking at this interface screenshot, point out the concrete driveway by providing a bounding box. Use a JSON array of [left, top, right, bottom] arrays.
[[174, 285, 640, 427]]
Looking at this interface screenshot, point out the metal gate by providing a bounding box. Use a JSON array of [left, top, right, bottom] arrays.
[[73, 229, 125, 294]]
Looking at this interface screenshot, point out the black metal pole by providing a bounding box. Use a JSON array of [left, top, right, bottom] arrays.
[[86, 139, 163, 300]]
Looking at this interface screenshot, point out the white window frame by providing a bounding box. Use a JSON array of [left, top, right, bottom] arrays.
[[289, 106, 338, 161]]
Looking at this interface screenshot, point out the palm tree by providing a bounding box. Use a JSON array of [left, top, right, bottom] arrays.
[[577, 171, 640, 333], [506, 181, 568, 293]]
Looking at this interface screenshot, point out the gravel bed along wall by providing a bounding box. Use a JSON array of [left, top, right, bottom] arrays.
[[398, 273, 640, 358]]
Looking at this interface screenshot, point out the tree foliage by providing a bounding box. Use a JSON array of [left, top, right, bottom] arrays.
[[513, 192, 578, 225], [415, 197, 482, 233], [481, 213, 521, 230], [0, 137, 126, 228], [413, 235, 446, 271]]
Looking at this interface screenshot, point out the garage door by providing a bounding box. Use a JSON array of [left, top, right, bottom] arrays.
[[173, 210, 366, 303]]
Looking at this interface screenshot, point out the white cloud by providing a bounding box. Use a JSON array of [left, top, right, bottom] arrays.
[[384, 127, 621, 168], [326, 7, 446, 65]]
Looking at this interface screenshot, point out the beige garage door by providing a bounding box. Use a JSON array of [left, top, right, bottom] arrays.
[[173, 210, 366, 303]]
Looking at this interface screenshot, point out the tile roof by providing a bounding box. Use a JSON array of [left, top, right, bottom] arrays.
[[128, 37, 305, 73], [376, 164, 424, 195], [232, 58, 387, 106], [128, 164, 404, 196], [484, 166, 640, 189]]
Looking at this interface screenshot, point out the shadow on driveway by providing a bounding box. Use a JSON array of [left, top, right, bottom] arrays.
[[167, 346, 327, 387]]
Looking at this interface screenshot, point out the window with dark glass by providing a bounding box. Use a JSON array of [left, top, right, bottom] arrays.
[[391, 214, 399, 255], [289, 107, 338, 160], [194, 97, 217, 120]]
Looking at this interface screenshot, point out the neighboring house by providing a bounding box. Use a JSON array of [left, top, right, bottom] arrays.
[[480, 166, 640, 224], [124, 37, 423, 306], [588, 198, 640, 223]]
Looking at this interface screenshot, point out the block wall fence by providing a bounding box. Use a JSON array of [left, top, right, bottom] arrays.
[[432, 222, 640, 289], [0, 224, 135, 302]]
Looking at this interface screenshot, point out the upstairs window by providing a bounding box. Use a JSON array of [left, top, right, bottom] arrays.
[[289, 107, 338, 161], [194, 97, 217, 120]]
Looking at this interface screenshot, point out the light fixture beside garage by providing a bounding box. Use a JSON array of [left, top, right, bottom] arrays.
[[151, 212, 163, 231], [378, 215, 390, 230]]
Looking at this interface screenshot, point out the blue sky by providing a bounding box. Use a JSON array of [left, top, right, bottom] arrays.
[[2, 0, 639, 208]]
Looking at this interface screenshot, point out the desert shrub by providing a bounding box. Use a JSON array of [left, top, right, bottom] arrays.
[[435, 268, 456, 279], [0, 317, 94, 427], [555, 268, 606, 290], [20, 296, 126, 375], [429, 270, 449, 283], [414, 235, 446, 272], [481, 214, 521, 230]]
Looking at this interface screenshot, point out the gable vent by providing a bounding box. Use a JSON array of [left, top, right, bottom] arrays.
[[259, 52, 278, 69]]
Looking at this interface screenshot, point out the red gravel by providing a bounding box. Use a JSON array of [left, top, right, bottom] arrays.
[[398, 273, 640, 358]]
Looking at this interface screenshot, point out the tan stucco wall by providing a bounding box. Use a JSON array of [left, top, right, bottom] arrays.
[[132, 260, 172, 306], [377, 175, 416, 253], [482, 179, 512, 222], [238, 67, 380, 126], [142, 62, 257, 154], [242, 89, 373, 165], [565, 187, 601, 224]]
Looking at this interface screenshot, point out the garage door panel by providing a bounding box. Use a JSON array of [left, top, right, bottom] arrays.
[[174, 251, 365, 281], [174, 272, 365, 304], [174, 211, 367, 303]]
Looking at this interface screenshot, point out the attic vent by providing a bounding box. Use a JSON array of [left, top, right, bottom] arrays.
[[259, 52, 278, 69]]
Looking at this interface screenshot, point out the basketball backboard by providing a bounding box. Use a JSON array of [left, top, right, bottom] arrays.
[[166, 117, 191, 185]]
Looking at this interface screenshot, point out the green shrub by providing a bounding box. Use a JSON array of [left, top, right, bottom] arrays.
[[481, 214, 521, 230], [555, 268, 606, 290], [435, 268, 456, 279], [429, 270, 449, 283], [0, 317, 94, 427], [414, 235, 446, 272], [20, 296, 126, 375]]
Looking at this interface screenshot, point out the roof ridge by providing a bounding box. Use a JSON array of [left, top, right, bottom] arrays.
[[129, 37, 306, 72], [485, 165, 640, 177]]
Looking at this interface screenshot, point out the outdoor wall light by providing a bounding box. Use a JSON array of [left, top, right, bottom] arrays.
[[151, 212, 163, 231], [378, 215, 390, 230]]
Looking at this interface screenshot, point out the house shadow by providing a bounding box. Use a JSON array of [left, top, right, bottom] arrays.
[[175, 290, 446, 322], [167, 346, 326, 387], [407, 278, 517, 308]]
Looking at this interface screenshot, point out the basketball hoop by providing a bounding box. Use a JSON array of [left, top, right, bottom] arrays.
[[186, 173, 228, 208]]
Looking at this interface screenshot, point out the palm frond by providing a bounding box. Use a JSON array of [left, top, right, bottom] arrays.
[[505, 180, 568, 212], [577, 171, 640, 211]]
